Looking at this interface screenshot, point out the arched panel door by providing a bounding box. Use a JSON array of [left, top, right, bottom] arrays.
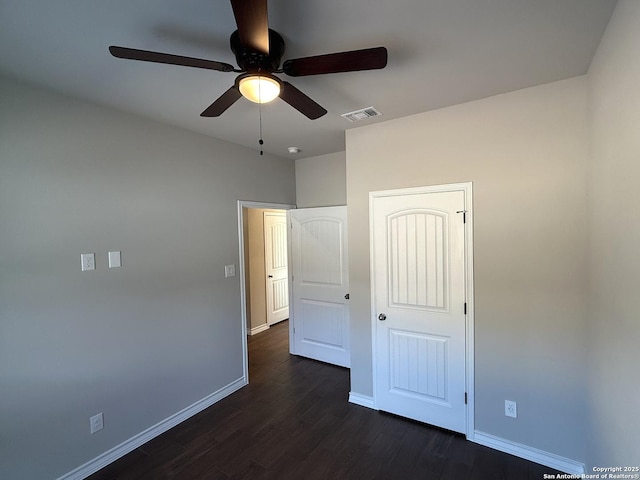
[[290, 206, 350, 367], [371, 188, 468, 433]]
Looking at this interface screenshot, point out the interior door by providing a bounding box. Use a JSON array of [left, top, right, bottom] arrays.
[[290, 206, 350, 367], [371, 188, 467, 433], [264, 212, 289, 325]]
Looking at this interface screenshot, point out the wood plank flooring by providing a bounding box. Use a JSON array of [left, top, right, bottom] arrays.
[[87, 321, 558, 479]]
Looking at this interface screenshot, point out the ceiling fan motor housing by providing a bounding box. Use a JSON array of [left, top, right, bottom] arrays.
[[230, 29, 285, 72]]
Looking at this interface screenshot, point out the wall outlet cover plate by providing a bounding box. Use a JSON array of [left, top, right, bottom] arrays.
[[81, 253, 95, 271], [90, 412, 104, 434]]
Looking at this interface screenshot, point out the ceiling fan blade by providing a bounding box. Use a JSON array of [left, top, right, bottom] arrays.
[[279, 82, 327, 120], [230, 0, 269, 55], [109, 46, 236, 72], [283, 46, 388, 77], [200, 86, 242, 117]]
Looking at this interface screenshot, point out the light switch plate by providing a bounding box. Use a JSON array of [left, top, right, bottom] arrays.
[[108, 251, 121, 268], [81, 253, 95, 271], [225, 264, 236, 277]]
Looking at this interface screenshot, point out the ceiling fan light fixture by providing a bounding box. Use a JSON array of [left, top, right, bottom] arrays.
[[238, 74, 281, 103]]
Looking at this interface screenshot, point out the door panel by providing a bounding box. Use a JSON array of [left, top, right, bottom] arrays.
[[389, 330, 448, 403], [300, 299, 345, 347], [264, 212, 289, 325], [372, 189, 466, 433], [389, 211, 447, 309], [290, 206, 350, 367]]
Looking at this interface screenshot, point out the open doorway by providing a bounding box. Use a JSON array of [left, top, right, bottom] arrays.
[[244, 207, 289, 334], [237, 201, 295, 380]]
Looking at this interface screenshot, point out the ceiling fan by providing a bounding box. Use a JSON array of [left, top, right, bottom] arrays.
[[109, 0, 387, 120]]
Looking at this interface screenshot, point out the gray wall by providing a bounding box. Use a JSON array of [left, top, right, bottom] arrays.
[[346, 77, 590, 462], [0, 76, 295, 479], [587, 0, 640, 468], [295, 151, 346, 207]]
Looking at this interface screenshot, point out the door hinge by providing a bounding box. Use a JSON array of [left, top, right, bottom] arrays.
[[464, 302, 467, 315], [465, 392, 468, 405], [456, 210, 467, 223]]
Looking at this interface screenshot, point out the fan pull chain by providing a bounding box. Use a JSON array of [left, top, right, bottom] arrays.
[[259, 102, 264, 156], [258, 76, 264, 156]]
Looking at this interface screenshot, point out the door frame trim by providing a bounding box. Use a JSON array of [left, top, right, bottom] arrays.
[[237, 200, 296, 383], [369, 182, 475, 438]]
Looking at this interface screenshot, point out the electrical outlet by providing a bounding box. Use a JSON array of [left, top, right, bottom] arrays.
[[90, 412, 104, 434], [505, 400, 517, 418], [81, 253, 95, 271]]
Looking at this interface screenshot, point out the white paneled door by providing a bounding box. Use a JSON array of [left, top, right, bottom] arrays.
[[264, 212, 289, 325], [290, 206, 350, 367], [371, 186, 470, 434]]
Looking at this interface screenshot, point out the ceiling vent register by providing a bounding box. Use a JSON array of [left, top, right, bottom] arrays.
[[341, 106, 382, 122]]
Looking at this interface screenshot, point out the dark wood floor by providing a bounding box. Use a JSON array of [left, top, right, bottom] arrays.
[[88, 321, 557, 479]]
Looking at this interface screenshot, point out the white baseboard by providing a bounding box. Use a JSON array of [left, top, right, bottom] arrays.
[[57, 376, 247, 480], [348, 392, 376, 409], [471, 430, 585, 475], [249, 323, 270, 336], [348, 396, 584, 475]]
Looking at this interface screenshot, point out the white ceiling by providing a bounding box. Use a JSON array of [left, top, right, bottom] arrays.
[[0, 0, 617, 159]]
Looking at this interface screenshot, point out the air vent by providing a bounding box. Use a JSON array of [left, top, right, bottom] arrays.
[[341, 106, 382, 122]]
